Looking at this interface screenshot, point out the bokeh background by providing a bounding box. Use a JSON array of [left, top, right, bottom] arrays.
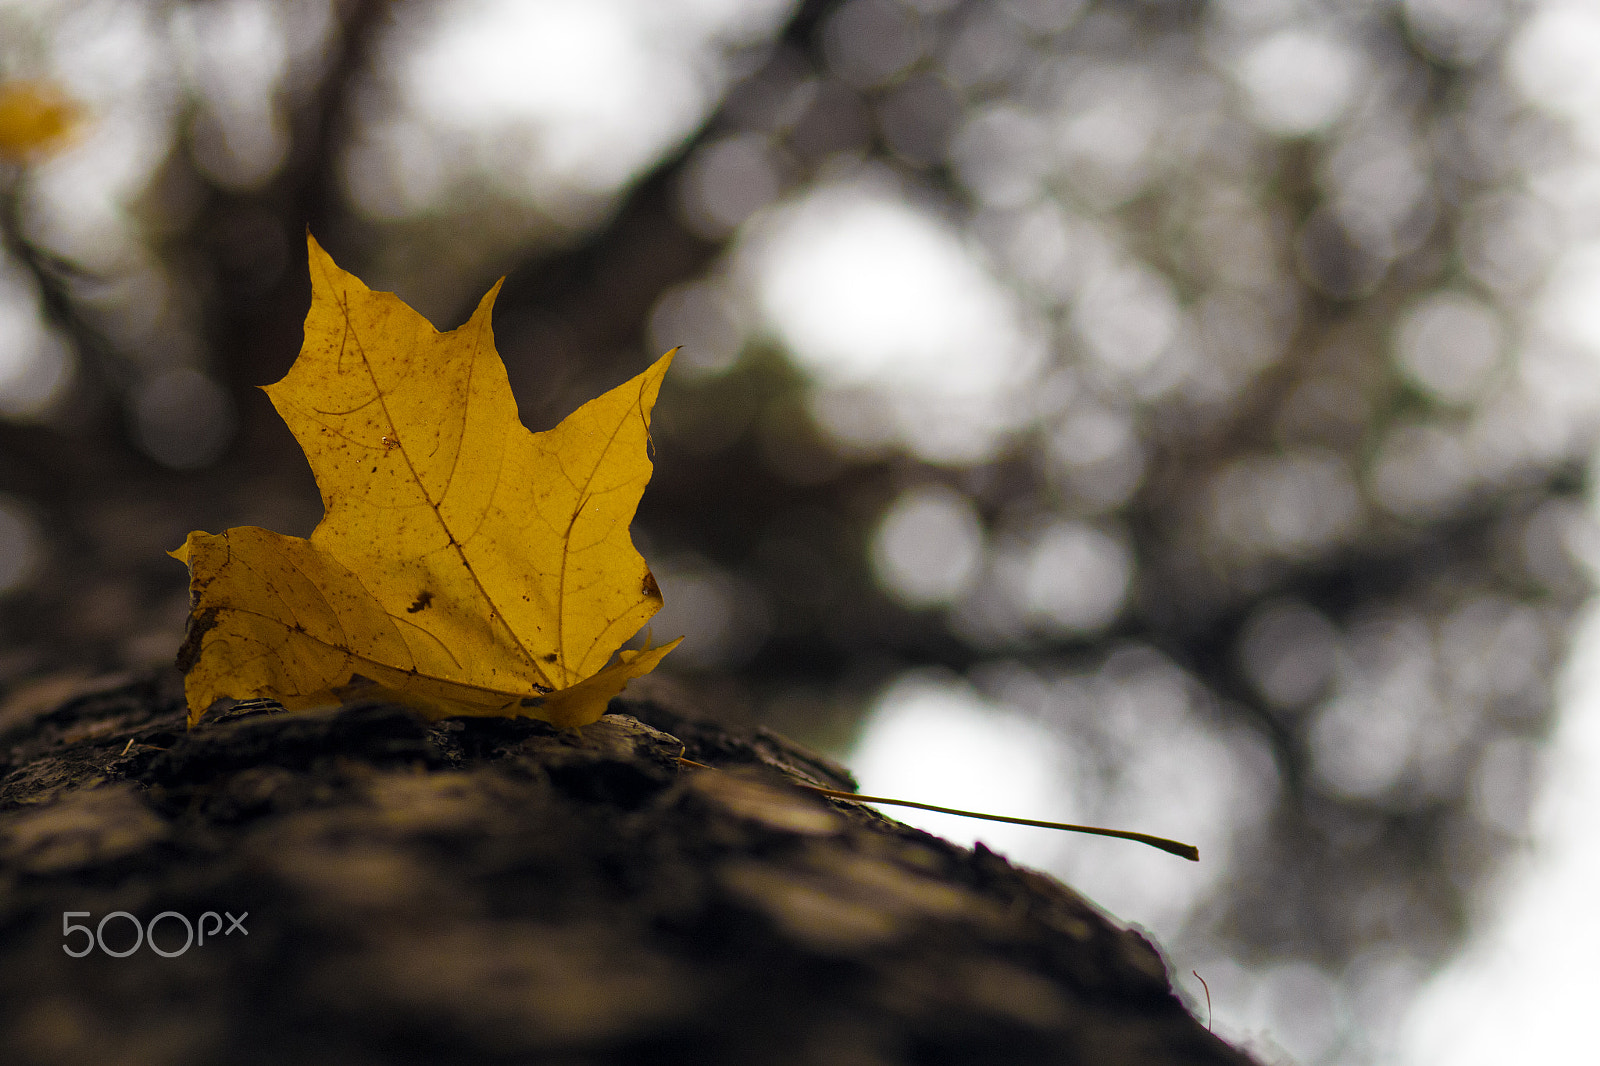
[[3, 0, 1599, 1061]]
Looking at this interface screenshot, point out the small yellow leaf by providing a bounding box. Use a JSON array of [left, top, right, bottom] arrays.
[[0, 80, 82, 161], [172, 235, 680, 728]]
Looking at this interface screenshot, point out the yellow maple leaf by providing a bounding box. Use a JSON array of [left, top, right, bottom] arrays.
[[170, 235, 680, 728], [0, 80, 82, 161]]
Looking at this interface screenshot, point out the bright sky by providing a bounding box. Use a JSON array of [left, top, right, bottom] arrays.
[[848, 672, 1079, 862], [848, 655, 1278, 950], [359, 0, 792, 220], [1399, 599, 1600, 1062], [1395, 2, 1600, 1056], [743, 178, 1046, 463]]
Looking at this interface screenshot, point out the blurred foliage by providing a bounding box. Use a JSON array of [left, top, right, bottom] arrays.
[[1, 0, 1596, 1062]]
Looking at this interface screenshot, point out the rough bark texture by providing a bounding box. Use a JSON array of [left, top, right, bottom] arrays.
[[0, 671, 1253, 1066]]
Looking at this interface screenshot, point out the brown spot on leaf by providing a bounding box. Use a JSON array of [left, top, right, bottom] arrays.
[[406, 591, 434, 614], [175, 606, 220, 674], [542, 653, 558, 663], [642, 572, 659, 598]]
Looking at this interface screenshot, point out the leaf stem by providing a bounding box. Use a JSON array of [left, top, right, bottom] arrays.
[[675, 757, 1199, 861]]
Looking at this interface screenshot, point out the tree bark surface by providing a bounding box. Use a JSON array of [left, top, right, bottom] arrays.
[[0, 671, 1254, 1066]]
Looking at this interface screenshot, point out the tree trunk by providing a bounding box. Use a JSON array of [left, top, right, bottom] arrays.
[[0, 671, 1253, 1065]]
